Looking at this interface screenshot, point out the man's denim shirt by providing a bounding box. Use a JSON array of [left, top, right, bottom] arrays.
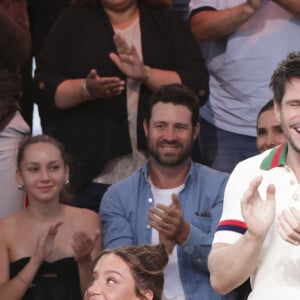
[[100, 161, 229, 300]]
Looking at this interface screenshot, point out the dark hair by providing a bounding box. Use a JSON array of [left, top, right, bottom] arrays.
[[93, 244, 168, 300], [17, 135, 71, 203], [256, 99, 274, 128], [71, 0, 171, 7], [144, 84, 200, 128], [270, 51, 300, 107]]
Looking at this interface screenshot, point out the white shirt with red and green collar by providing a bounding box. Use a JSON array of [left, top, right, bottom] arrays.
[[213, 143, 300, 300]]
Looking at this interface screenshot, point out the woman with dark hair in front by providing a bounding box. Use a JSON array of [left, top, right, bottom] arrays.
[[256, 99, 286, 153]]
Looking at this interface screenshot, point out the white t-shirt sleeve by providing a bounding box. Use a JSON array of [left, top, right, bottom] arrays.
[[189, 0, 217, 15], [213, 160, 251, 245]]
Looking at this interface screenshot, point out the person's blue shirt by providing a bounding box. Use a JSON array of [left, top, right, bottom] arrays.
[[100, 161, 229, 300]]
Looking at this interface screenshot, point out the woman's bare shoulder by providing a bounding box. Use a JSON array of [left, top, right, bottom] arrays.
[[64, 205, 100, 226], [0, 211, 25, 243], [64, 205, 98, 217]]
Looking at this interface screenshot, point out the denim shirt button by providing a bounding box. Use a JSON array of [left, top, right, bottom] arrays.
[[146, 224, 151, 229], [148, 198, 153, 203]]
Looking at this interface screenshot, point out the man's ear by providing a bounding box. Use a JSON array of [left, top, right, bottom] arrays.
[[193, 122, 200, 141], [141, 289, 153, 300], [143, 119, 149, 138]]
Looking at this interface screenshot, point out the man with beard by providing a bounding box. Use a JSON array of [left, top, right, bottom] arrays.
[[208, 52, 300, 300], [100, 84, 229, 300]]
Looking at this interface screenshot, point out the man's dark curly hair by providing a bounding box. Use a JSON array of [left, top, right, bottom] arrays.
[[270, 51, 300, 107]]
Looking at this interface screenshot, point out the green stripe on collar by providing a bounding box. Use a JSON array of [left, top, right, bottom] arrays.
[[260, 144, 288, 170]]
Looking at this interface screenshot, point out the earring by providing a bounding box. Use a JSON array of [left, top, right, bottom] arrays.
[[65, 179, 70, 185], [17, 183, 24, 190]]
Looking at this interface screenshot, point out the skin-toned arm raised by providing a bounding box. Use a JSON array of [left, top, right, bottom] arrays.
[[0, 221, 62, 300], [55, 31, 182, 110], [72, 213, 101, 294], [148, 194, 190, 251], [139, 67, 181, 92], [109, 34, 181, 92], [273, 0, 300, 18], [190, 0, 264, 42], [54, 70, 125, 110], [208, 177, 275, 294], [278, 207, 300, 245], [72, 230, 100, 293]]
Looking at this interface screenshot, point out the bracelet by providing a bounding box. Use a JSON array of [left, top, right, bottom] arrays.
[[81, 79, 93, 100], [17, 273, 35, 288], [141, 65, 150, 83]]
